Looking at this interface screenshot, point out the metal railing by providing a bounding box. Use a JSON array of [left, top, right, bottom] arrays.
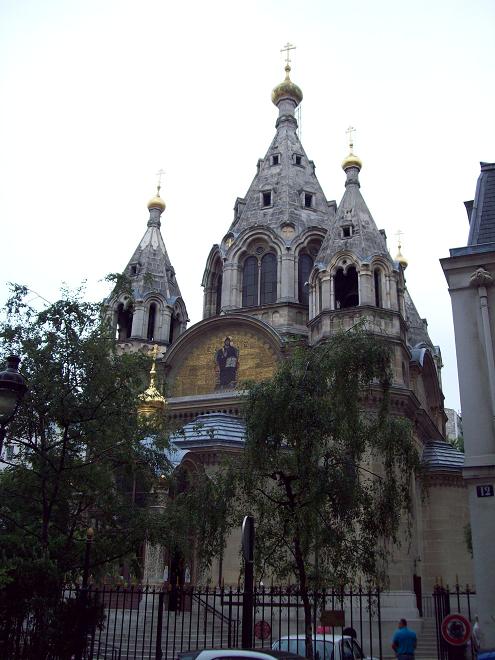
[[1, 584, 384, 660]]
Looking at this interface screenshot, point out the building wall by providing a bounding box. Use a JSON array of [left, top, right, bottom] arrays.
[[421, 476, 473, 591]]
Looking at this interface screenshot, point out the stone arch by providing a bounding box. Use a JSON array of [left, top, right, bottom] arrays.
[[163, 314, 284, 398], [202, 246, 224, 318], [411, 344, 444, 429], [369, 257, 390, 309], [111, 296, 134, 341], [141, 294, 166, 342], [293, 231, 325, 306], [169, 297, 188, 345], [230, 230, 284, 308]]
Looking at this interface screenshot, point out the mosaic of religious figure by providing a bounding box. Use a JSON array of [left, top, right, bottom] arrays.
[[215, 336, 239, 389]]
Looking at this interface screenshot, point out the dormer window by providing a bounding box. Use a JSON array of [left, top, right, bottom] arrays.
[[271, 154, 280, 166], [130, 264, 138, 276], [304, 192, 314, 208], [342, 226, 353, 238], [261, 190, 272, 208], [294, 154, 303, 166]]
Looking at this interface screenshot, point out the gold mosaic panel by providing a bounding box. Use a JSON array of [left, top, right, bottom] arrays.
[[171, 328, 279, 397]]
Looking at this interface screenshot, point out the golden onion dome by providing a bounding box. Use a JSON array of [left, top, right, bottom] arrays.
[[342, 151, 363, 171], [271, 64, 303, 107], [147, 193, 166, 212], [395, 245, 408, 269]]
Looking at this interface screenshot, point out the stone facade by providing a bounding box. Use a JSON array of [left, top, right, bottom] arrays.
[[441, 162, 495, 647], [112, 64, 472, 621]]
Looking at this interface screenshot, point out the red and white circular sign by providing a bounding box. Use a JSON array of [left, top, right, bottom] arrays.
[[441, 614, 471, 646], [254, 620, 271, 640]]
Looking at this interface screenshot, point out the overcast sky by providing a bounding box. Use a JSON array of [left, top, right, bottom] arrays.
[[1, 0, 494, 411]]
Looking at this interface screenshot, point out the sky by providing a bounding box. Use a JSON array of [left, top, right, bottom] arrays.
[[1, 0, 494, 412]]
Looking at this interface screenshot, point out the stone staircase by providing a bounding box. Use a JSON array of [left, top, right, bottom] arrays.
[[382, 618, 438, 660], [416, 618, 438, 659]]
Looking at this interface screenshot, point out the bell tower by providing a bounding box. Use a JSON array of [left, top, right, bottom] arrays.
[[106, 184, 188, 354]]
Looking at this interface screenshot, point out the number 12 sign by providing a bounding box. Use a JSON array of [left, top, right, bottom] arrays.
[[477, 485, 494, 497]]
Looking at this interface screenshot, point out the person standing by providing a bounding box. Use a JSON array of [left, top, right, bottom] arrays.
[[392, 618, 417, 660]]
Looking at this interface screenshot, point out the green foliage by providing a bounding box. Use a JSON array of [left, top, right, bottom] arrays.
[[0, 284, 172, 585], [234, 329, 419, 591], [449, 435, 465, 453]]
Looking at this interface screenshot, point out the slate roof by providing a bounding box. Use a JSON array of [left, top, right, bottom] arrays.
[[404, 288, 434, 349], [124, 205, 184, 304], [171, 413, 246, 449], [226, 86, 335, 242], [467, 162, 495, 246], [422, 440, 464, 472], [316, 165, 391, 265]]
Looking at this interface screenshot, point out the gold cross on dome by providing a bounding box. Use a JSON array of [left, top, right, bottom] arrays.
[[346, 126, 356, 152], [155, 168, 165, 195], [150, 344, 159, 362], [281, 42, 296, 65], [396, 229, 404, 249]]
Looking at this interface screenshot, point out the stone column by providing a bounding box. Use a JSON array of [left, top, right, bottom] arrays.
[[280, 252, 296, 302], [359, 264, 373, 305], [156, 307, 172, 343], [321, 276, 330, 311], [131, 302, 145, 339], [222, 262, 237, 310]]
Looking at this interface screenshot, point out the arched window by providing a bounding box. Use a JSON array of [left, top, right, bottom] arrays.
[[374, 269, 382, 307], [298, 254, 313, 305], [147, 303, 157, 341], [260, 253, 277, 304], [242, 256, 259, 307], [169, 314, 180, 344], [116, 303, 133, 340], [335, 266, 359, 309], [318, 278, 323, 313], [215, 274, 223, 315]]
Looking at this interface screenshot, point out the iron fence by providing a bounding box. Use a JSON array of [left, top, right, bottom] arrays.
[[1, 584, 384, 660], [433, 584, 476, 660]]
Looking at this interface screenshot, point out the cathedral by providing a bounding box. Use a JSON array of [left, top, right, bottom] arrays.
[[106, 60, 472, 617]]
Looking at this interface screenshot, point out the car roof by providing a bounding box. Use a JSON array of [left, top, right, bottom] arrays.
[[277, 635, 350, 642], [178, 649, 302, 660]]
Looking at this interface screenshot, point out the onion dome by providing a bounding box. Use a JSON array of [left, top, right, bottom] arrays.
[[395, 243, 408, 269], [342, 150, 362, 171], [147, 185, 166, 212], [271, 64, 303, 108], [138, 347, 166, 415]]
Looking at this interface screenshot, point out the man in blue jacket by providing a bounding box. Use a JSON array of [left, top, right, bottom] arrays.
[[392, 618, 417, 660]]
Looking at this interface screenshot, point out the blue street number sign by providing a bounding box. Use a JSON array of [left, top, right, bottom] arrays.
[[476, 485, 494, 497]]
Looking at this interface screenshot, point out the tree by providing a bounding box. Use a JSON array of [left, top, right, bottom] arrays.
[[0, 284, 171, 655], [215, 329, 419, 658]]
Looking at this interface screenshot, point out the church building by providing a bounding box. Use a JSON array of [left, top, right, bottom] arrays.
[[106, 59, 471, 617]]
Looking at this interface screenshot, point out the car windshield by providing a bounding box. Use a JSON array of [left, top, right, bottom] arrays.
[[273, 639, 334, 660]]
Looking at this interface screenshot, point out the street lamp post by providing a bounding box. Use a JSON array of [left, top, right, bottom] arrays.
[[0, 355, 27, 457]]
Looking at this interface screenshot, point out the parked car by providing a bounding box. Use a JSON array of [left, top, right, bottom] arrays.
[[178, 650, 303, 660], [272, 634, 378, 660]]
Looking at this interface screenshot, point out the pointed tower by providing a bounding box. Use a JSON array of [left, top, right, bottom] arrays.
[[202, 57, 336, 336], [106, 186, 188, 353], [307, 138, 413, 381]]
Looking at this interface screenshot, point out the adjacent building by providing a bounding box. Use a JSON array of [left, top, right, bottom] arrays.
[[441, 162, 495, 648]]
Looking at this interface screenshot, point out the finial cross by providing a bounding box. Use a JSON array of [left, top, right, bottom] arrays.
[[346, 126, 356, 151], [281, 42, 296, 65], [155, 168, 165, 194], [396, 229, 404, 249]]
